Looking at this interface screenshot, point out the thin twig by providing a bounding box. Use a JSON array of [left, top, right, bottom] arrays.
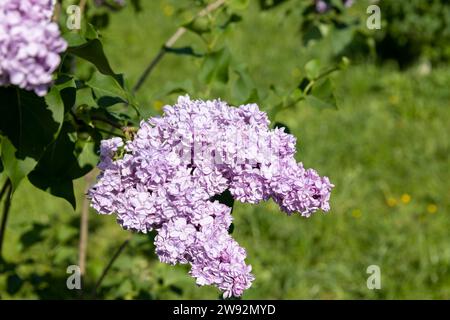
[[79, 0, 88, 13], [132, 0, 227, 93], [52, 0, 62, 22], [0, 181, 12, 258], [92, 236, 131, 297], [78, 172, 95, 281]]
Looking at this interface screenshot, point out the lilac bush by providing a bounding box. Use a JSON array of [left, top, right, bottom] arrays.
[[89, 96, 333, 298], [0, 0, 67, 96]]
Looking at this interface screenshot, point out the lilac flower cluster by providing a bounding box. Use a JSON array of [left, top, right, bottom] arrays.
[[0, 0, 67, 96], [315, 0, 354, 13], [89, 96, 333, 297]]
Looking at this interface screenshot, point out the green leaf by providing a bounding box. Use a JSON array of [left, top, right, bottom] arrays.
[[44, 87, 66, 136], [1, 138, 36, 190], [77, 140, 98, 169], [86, 72, 128, 107], [305, 59, 322, 80], [62, 22, 98, 47], [328, 27, 354, 55], [69, 39, 117, 76], [199, 48, 231, 84], [184, 16, 211, 35], [83, 23, 99, 40], [54, 75, 77, 113], [305, 79, 337, 109], [62, 32, 87, 47], [75, 87, 97, 109]]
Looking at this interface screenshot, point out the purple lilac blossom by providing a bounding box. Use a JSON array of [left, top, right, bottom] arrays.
[[0, 0, 67, 96], [89, 95, 334, 297]]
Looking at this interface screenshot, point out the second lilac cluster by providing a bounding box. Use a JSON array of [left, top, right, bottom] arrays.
[[0, 0, 67, 96], [89, 96, 333, 297]]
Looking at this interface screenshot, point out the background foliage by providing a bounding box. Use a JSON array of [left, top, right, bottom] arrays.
[[0, 0, 449, 299]]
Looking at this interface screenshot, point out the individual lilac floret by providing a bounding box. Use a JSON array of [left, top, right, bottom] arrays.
[[314, 0, 354, 13], [0, 0, 67, 96], [315, 0, 329, 13], [89, 95, 333, 297]]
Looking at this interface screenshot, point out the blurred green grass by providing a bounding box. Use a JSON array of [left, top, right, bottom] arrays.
[[1, 1, 449, 299]]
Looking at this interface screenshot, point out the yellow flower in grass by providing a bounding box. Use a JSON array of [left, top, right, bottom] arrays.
[[389, 95, 400, 105], [427, 204, 438, 214], [401, 193, 411, 204], [163, 4, 174, 17], [291, 67, 301, 78], [153, 100, 164, 112], [386, 197, 397, 207], [352, 209, 362, 219]]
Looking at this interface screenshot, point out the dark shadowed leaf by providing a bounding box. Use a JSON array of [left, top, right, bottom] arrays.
[[130, 0, 142, 12], [168, 285, 183, 296], [86, 72, 128, 106], [305, 59, 322, 80], [69, 39, 117, 76], [20, 223, 49, 250], [28, 125, 97, 208], [221, 14, 243, 29], [7, 274, 23, 295], [164, 46, 203, 58], [0, 88, 63, 189], [302, 25, 323, 46], [1, 138, 36, 191], [54, 75, 77, 114]]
